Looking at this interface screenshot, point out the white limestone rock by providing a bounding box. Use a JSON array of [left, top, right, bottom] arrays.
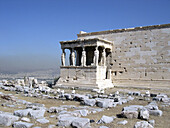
[[48, 107, 66, 113], [149, 110, 162, 116], [96, 99, 114, 108], [36, 118, 49, 124], [71, 117, 91, 128], [134, 121, 153, 128], [99, 126, 109, 128], [82, 99, 96, 106], [21, 117, 31, 122], [140, 108, 149, 120], [123, 105, 143, 112], [74, 109, 89, 117], [13, 121, 34, 128], [0, 113, 19, 126], [14, 109, 32, 117], [97, 115, 114, 124], [48, 124, 56, 128], [121, 105, 143, 119], [121, 110, 138, 119], [64, 94, 72, 100], [28, 109, 46, 119], [117, 120, 128, 125], [73, 94, 89, 101], [26, 103, 45, 109], [57, 116, 77, 127], [148, 120, 155, 126]]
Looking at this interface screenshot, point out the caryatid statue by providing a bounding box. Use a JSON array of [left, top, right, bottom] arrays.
[[71, 49, 76, 66], [94, 47, 99, 66], [81, 48, 86, 66], [61, 49, 65, 66]]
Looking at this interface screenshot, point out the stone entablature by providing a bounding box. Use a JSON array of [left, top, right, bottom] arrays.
[[77, 24, 170, 37]]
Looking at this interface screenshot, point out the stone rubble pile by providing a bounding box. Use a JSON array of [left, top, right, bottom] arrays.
[[120, 101, 163, 120], [0, 79, 169, 128]]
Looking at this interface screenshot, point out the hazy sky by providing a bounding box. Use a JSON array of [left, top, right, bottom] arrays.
[[0, 0, 170, 73]]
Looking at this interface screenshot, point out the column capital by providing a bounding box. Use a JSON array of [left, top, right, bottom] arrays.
[[95, 46, 98, 50], [62, 48, 65, 53], [82, 47, 85, 51]]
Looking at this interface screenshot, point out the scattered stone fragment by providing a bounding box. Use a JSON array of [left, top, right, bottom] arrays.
[[0, 113, 19, 126], [28, 109, 45, 119], [127, 96, 134, 101], [121, 110, 138, 119], [123, 105, 143, 111], [50, 115, 56, 118], [81, 99, 96, 106], [64, 94, 72, 100], [148, 120, 155, 126], [57, 116, 77, 127], [97, 115, 114, 124], [27, 103, 45, 109], [121, 105, 143, 119], [57, 113, 74, 119], [73, 94, 88, 101], [13, 121, 34, 128], [99, 126, 109, 128], [14, 109, 32, 117], [149, 110, 162, 116], [74, 109, 89, 116], [36, 118, 49, 124], [117, 120, 128, 125], [134, 121, 153, 128], [48, 124, 56, 128], [96, 99, 114, 108], [71, 117, 91, 128], [139, 108, 149, 120], [21, 117, 31, 122], [48, 107, 66, 113], [161, 97, 170, 103]]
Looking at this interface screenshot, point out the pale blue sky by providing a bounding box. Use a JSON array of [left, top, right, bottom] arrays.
[[0, 0, 170, 73]]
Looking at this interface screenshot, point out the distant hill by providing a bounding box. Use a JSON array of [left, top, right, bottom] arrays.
[[0, 69, 59, 80]]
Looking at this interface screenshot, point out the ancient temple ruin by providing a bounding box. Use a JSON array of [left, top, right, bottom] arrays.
[[57, 38, 114, 88], [57, 24, 170, 88]]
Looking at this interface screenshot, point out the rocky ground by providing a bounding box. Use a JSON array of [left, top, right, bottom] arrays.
[[0, 83, 170, 128]]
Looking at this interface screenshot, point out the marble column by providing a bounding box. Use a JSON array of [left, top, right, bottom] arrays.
[[71, 48, 76, 66], [81, 47, 86, 66], [93, 46, 99, 66], [61, 49, 65, 66]]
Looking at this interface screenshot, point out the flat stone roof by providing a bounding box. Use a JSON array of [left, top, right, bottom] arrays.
[[77, 23, 170, 37], [60, 38, 112, 45]]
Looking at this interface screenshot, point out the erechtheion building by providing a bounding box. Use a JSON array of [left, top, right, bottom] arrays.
[[57, 24, 170, 89]]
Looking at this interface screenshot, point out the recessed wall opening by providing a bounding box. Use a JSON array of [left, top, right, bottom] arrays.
[[65, 49, 71, 66], [85, 47, 95, 66], [75, 47, 82, 66]]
